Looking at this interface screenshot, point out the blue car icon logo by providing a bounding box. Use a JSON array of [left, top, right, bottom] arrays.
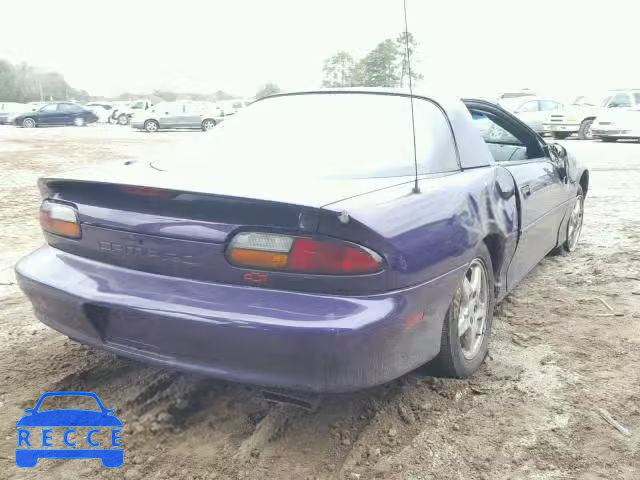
[[16, 391, 123, 468]]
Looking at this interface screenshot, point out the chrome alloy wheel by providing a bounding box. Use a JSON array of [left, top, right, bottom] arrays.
[[202, 119, 216, 130], [458, 259, 489, 360], [145, 120, 158, 132], [566, 195, 584, 251]]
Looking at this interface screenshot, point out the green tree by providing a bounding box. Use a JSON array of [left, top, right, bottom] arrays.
[[395, 32, 423, 87], [255, 83, 281, 99], [352, 39, 400, 87], [215, 90, 236, 101], [322, 51, 355, 87], [322, 32, 422, 89], [0, 60, 16, 101], [0, 59, 86, 102]]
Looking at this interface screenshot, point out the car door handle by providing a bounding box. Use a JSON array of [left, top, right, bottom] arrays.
[[520, 184, 532, 197]]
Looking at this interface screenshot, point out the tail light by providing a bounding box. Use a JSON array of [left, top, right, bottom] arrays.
[[228, 232, 382, 275], [39, 200, 81, 239]]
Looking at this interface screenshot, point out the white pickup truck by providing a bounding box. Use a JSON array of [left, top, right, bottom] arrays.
[[543, 90, 640, 140], [110, 100, 153, 125]]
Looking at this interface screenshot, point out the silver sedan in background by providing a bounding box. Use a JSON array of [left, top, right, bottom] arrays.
[[131, 101, 224, 132], [498, 97, 564, 134]]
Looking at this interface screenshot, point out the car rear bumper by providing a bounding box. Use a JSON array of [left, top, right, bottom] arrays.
[[16, 246, 462, 392], [543, 123, 579, 133]]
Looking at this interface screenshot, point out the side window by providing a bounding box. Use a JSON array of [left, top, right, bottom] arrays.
[[168, 103, 183, 114], [60, 104, 81, 113], [540, 100, 561, 111], [517, 101, 539, 113], [40, 104, 59, 113], [471, 113, 522, 146], [470, 111, 528, 163], [608, 93, 631, 108], [634, 93, 640, 106]]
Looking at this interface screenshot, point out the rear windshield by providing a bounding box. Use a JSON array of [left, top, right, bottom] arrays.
[[197, 93, 459, 179]]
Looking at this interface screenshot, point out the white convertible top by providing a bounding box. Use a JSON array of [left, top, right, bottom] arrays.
[[255, 88, 494, 169]]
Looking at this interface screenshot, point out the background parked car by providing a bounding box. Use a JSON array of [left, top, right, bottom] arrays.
[[12, 102, 99, 128], [543, 89, 640, 140], [217, 99, 249, 116], [86, 102, 115, 123], [111, 99, 152, 125], [592, 107, 640, 142], [498, 97, 564, 133], [0, 102, 30, 124], [131, 101, 223, 132]]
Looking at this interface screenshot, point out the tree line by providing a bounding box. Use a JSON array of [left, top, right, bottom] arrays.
[[0, 59, 260, 104], [0, 60, 89, 103], [322, 32, 422, 88], [0, 34, 419, 105]]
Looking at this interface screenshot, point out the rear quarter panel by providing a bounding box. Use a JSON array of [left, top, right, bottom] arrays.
[[321, 167, 519, 297]]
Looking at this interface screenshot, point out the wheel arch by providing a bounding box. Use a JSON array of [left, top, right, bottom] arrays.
[[579, 169, 589, 197], [482, 233, 505, 297]]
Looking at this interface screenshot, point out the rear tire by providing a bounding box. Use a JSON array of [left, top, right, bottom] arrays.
[[118, 113, 129, 125], [552, 132, 570, 140], [578, 119, 594, 140], [73, 117, 85, 127], [144, 119, 159, 132], [428, 243, 495, 378]]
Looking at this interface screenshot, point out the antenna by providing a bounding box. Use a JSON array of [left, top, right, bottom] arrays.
[[402, 0, 420, 194]]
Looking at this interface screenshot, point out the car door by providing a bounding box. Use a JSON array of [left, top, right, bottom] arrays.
[[37, 103, 64, 125], [58, 103, 84, 124], [466, 101, 571, 289], [180, 102, 204, 128], [158, 102, 183, 129], [505, 157, 570, 283]]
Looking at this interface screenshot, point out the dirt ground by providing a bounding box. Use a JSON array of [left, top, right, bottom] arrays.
[[0, 125, 638, 480]]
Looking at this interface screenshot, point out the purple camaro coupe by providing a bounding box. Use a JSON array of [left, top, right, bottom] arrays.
[[16, 89, 588, 392]]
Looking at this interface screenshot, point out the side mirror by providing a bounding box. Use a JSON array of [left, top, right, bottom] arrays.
[[549, 143, 568, 180], [550, 142, 567, 158]]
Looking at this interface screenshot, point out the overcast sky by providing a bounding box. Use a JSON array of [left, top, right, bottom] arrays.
[[2, 0, 638, 99]]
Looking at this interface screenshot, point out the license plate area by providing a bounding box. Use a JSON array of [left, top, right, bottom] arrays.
[[84, 304, 172, 357]]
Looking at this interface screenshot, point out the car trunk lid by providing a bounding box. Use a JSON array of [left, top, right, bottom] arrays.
[[38, 167, 399, 294]]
